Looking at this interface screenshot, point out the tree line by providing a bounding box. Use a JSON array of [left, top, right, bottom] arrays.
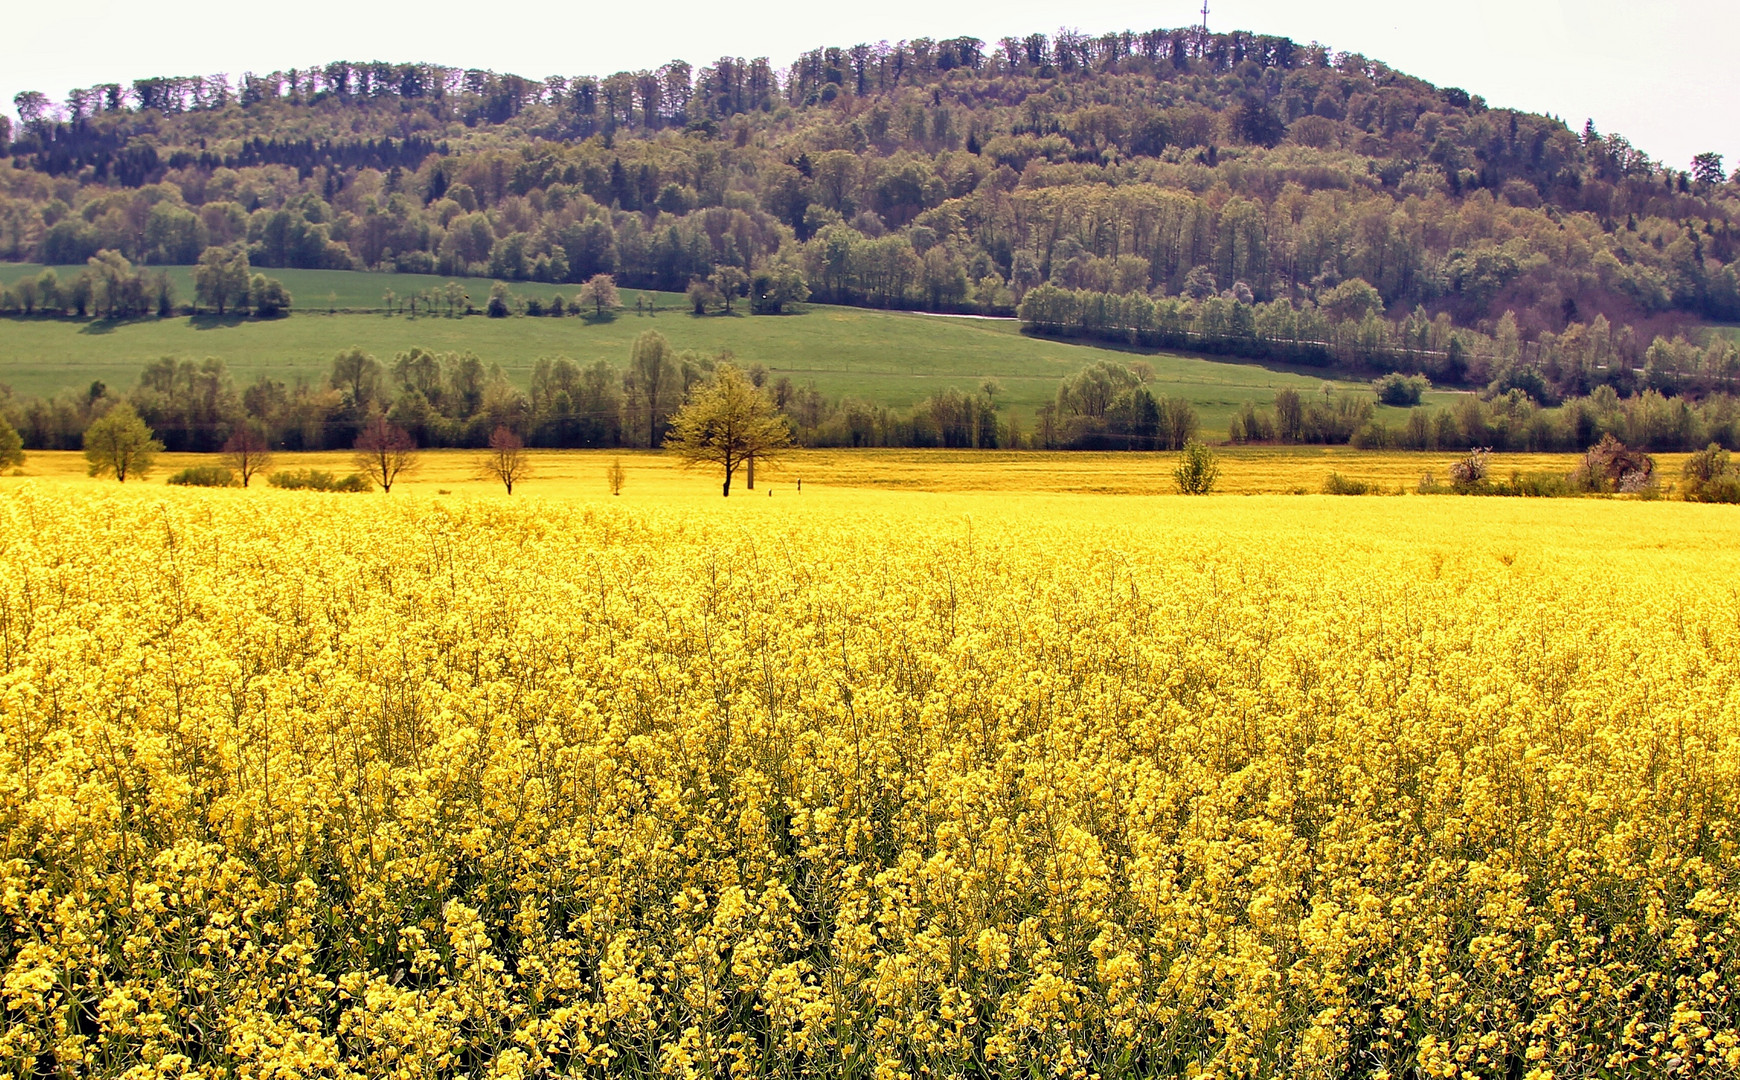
[[1018, 283, 1740, 400], [2, 21, 1735, 375], [4, 339, 1737, 460], [0, 335, 1015, 455], [0, 248, 291, 318]]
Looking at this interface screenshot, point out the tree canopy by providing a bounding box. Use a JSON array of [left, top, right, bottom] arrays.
[[664, 365, 792, 495], [83, 403, 162, 481]]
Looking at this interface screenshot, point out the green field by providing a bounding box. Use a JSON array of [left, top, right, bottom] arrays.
[[0, 264, 1454, 428]]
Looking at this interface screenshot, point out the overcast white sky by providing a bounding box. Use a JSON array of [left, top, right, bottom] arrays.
[[5, 0, 1735, 170]]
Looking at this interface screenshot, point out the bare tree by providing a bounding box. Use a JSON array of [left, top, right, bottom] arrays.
[[353, 415, 419, 493], [220, 425, 274, 487], [607, 458, 626, 495], [479, 426, 532, 493]]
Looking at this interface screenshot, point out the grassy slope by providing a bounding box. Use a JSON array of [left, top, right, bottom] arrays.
[[0, 264, 1458, 429]]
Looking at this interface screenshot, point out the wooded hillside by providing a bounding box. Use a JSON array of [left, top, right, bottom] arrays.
[[4, 26, 1737, 395]]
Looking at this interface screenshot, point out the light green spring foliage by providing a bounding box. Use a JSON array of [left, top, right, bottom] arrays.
[[80, 402, 162, 481], [1173, 437, 1220, 494], [0, 416, 23, 471]]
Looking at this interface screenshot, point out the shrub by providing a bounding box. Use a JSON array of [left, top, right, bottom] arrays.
[[1423, 465, 1577, 499], [1322, 472, 1375, 495], [267, 469, 373, 492], [1699, 475, 1740, 504], [1173, 439, 1220, 495], [166, 465, 237, 487], [1447, 448, 1491, 489], [1682, 443, 1740, 503], [1507, 471, 1574, 498], [248, 274, 291, 317], [1373, 373, 1429, 407], [331, 474, 373, 492], [1570, 434, 1654, 493]]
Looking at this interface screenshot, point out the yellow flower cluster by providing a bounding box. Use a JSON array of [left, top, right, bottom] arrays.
[[0, 485, 1736, 1080]]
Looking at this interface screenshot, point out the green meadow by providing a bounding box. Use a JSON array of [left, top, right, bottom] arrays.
[[0, 264, 1455, 428]]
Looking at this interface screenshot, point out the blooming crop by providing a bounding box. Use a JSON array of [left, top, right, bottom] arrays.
[[0, 485, 1736, 1080]]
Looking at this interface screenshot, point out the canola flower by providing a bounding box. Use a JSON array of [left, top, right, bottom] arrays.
[[0, 484, 1736, 1080]]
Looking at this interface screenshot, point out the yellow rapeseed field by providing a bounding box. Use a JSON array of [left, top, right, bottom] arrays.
[[0, 481, 1736, 1080], [5, 446, 1697, 498]]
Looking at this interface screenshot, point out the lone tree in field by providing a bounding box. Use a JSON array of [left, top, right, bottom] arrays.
[[577, 274, 621, 319], [1173, 439, 1220, 495], [353, 415, 419, 493], [480, 426, 532, 493], [606, 458, 626, 495], [84, 404, 163, 482], [665, 365, 792, 496], [710, 265, 749, 313], [220, 425, 274, 487]]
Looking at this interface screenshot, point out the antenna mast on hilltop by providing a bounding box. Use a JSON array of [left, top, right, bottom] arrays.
[[1199, 0, 1209, 33]]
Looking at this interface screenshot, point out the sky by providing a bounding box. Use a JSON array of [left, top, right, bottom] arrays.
[[4, 0, 1735, 171]]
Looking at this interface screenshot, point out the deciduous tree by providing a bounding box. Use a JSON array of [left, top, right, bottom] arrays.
[[479, 426, 531, 493], [665, 364, 792, 496], [83, 403, 163, 482], [628, 330, 679, 448], [0, 415, 23, 470], [194, 245, 251, 315], [352, 415, 418, 492], [577, 273, 621, 319], [330, 348, 384, 411], [750, 262, 809, 314], [710, 265, 748, 313], [249, 274, 291, 317], [221, 425, 274, 487]]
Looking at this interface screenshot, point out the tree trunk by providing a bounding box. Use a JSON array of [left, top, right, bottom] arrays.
[[722, 476, 730, 497], [746, 453, 755, 489]]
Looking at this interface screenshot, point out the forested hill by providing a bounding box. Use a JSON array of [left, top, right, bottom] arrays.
[[4, 26, 1738, 369]]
